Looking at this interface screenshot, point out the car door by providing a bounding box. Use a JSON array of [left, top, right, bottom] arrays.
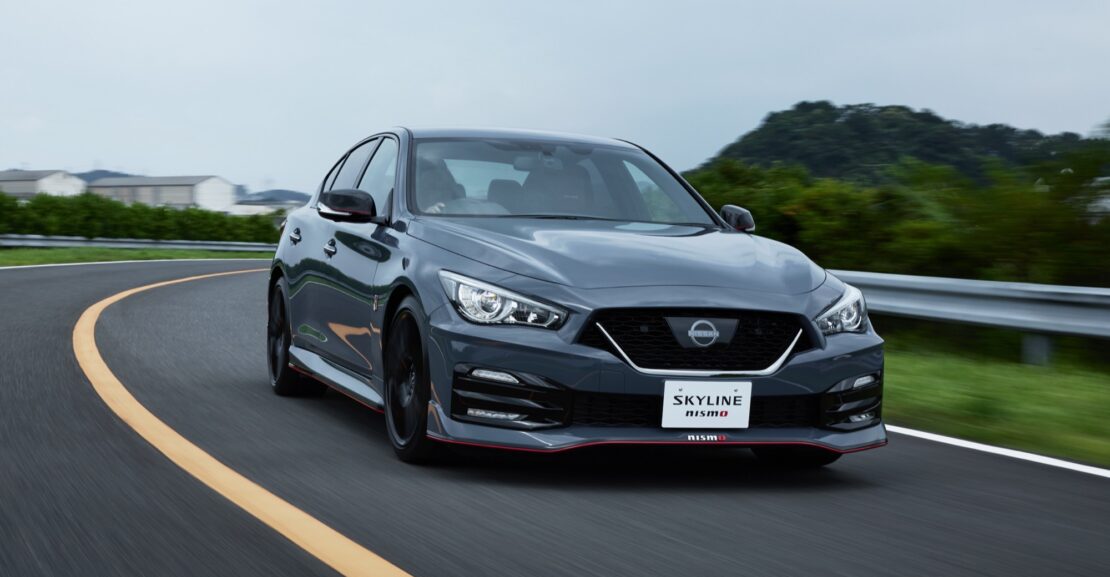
[[310, 138, 406, 383], [314, 137, 399, 383], [289, 138, 379, 363], [286, 148, 347, 358]]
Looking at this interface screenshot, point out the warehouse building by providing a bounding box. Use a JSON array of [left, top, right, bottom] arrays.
[[88, 175, 236, 211], [0, 169, 87, 199]]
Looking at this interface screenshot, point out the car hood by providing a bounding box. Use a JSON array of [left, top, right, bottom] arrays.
[[409, 217, 826, 294]]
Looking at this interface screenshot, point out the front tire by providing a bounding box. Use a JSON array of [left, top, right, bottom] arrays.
[[751, 446, 842, 468], [268, 279, 325, 397], [384, 296, 438, 463]]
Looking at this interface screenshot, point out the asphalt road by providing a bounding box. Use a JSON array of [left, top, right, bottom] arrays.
[[1, 260, 1107, 576]]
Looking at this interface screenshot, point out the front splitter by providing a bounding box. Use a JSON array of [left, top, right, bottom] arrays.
[[425, 403, 887, 454]]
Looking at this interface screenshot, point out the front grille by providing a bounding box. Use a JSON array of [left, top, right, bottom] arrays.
[[570, 392, 820, 428], [579, 308, 812, 372], [754, 395, 821, 427], [571, 393, 658, 427]]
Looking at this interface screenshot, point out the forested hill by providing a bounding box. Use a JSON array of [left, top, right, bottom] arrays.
[[711, 101, 1101, 184], [685, 102, 1110, 287]]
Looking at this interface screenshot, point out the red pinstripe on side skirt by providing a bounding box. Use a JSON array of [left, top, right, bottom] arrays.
[[289, 363, 385, 414]]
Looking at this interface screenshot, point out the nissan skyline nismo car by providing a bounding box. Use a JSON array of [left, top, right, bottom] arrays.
[[267, 127, 885, 467]]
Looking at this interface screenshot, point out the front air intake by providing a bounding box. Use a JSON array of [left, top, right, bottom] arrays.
[[450, 367, 570, 430]]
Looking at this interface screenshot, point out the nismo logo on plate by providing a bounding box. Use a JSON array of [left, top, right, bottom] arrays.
[[686, 434, 727, 441]]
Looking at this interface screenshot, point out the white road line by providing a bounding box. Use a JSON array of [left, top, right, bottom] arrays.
[[0, 258, 269, 271], [887, 425, 1110, 479]]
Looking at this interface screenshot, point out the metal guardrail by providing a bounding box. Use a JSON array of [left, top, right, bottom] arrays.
[[832, 270, 1110, 339], [833, 270, 1110, 363], [1, 234, 1105, 362], [0, 234, 277, 252]]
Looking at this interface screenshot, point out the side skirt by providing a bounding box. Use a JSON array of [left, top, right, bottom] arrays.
[[288, 344, 385, 411]]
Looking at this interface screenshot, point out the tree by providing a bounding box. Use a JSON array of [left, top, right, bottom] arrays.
[[710, 101, 1094, 185]]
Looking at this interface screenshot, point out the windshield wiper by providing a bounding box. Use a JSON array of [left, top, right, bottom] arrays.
[[500, 214, 719, 228], [510, 214, 627, 222], [660, 221, 720, 229]]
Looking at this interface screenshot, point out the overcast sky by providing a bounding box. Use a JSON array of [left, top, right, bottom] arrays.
[[2, 0, 1107, 193]]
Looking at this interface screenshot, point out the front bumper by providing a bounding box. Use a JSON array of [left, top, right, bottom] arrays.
[[423, 302, 887, 454]]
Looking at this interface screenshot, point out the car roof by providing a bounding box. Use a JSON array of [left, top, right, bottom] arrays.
[[398, 127, 638, 149]]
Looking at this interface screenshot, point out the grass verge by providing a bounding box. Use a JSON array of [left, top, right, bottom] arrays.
[[0, 247, 272, 266], [884, 349, 1110, 467]]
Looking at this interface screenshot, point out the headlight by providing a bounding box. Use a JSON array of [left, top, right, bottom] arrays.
[[438, 271, 566, 329], [815, 284, 868, 335]]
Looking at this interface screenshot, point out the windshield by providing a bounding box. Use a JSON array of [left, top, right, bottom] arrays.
[[410, 138, 717, 226]]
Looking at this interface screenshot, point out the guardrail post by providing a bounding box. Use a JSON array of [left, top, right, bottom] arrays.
[[1021, 333, 1052, 366]]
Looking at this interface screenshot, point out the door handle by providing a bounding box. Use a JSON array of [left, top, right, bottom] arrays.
[[289, 228, 302, 244], [323, 239, 337, 258]]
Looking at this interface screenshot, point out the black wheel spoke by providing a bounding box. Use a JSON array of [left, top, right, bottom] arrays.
[[268, 298, 283, 377], [402, 393, 419, 436], [268, 284, 325, 398], [268, 291, 293, 383], [386, 310, 428, 448]]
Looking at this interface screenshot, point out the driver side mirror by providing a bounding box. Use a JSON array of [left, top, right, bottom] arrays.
[[719, 205, 755, 232], [318, 188, 383, 224]]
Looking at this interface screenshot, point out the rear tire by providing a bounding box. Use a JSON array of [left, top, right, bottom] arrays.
[[268, 279, 325, 397], [383, 296, 439, 464], [751, 446, 841, 468]]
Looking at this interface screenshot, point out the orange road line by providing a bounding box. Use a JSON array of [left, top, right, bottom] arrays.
[[72, 268, 411, 577]]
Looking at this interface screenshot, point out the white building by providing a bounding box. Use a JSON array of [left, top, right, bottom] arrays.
[[226, 189, 309, 216], [88, 176, 236, 211], [0, 170, 86, 199], [226, 201, 305, 216]]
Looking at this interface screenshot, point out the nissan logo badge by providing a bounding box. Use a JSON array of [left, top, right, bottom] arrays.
[[687, 320, 720, 347]]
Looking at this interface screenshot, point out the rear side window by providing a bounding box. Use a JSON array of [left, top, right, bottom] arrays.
[[321, 158, 342, 193], [331, 139, 378, 190]]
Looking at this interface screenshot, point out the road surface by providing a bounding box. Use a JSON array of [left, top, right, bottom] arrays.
[[1, 260, 1106, 576]]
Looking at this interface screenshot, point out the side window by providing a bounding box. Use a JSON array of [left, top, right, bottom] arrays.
[[357, 138, 398, 213], [623, 160, 686, 223], [321, 157, 343, 194], [331, 139, 379, 190]]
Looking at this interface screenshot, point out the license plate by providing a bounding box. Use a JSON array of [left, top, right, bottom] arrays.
[[662, 380, 752, 428]]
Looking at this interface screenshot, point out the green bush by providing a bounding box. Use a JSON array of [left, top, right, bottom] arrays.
[[0, 192, 280, 243], [685, 147, 1110, 287]]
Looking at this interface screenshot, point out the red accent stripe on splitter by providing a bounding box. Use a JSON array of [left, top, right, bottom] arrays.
[[426, 434, 886, 455]]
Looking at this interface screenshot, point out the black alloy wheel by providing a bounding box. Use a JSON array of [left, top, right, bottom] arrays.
[[268, 281, 325, 397], [384, 296, 438, 463]]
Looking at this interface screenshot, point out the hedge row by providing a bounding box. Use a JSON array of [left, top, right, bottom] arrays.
[[0, 193, 280, 243]]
